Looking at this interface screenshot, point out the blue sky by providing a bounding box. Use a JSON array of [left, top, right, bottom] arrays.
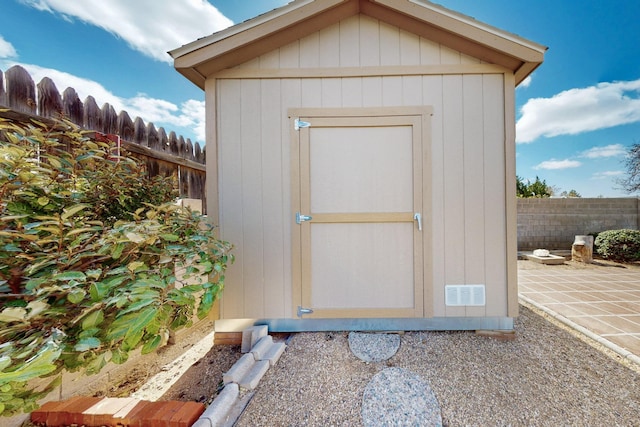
[[2, 0, 639, 197]]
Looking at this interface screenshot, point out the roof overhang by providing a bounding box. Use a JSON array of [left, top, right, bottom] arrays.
[[169, 0, 546, 89]]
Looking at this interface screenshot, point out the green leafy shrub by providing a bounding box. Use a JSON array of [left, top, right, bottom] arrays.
[[594, 229, 640, 262], [0, 115, 232, 416]]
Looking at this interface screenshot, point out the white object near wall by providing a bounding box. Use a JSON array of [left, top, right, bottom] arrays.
[[572, 235, 594, 263], [532, 249, 550, 257]]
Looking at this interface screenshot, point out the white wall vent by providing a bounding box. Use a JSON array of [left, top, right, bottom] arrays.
[[445, 285, 486, 306]]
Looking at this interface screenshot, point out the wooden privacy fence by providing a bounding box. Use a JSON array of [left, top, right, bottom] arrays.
[[0, 65, 206, 211]]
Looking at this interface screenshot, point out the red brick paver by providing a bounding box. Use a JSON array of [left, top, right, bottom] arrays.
[[30, 397, 205, 427]]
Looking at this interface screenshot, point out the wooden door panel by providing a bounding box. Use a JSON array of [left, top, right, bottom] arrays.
[[310, 126, 413, 213], [310, 222, 414, 309], [291, 108, 429, 319]]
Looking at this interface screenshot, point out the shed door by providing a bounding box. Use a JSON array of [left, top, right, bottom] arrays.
[[292, 111, 425, 318]]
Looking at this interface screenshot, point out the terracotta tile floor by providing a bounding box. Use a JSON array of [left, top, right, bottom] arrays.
[[519, 268, 640, 358]]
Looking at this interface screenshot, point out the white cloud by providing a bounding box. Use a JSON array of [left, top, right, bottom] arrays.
[[592, 170, 624, 179], [580, 143, 627, 159], [516, 79, 640, 143], [180, 99, 206, 143], [18, 0, 233, 63], [1, 60, 206, 142], [534, 159, 582, 170], [0, 35, 17, 58], [518, 75, 532, 89]]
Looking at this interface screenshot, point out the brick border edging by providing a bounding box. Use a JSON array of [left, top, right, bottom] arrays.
[[30, 396, 206, 426]]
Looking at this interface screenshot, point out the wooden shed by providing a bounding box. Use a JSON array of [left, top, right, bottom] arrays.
[[170, 0, 546, 332]]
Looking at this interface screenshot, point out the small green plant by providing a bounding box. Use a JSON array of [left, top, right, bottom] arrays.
[[594, 229, 640, 262], [0, 115, 232, 416]]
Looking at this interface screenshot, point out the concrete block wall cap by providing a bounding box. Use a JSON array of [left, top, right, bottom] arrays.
[[250, 335, 274, 360], [241, 325, 269, 353], [223, 352, 256, 385], [192, 418, 214, 427], [262, 341, 287, 366], [238, 359, 270, 390], [132, 330, 216, 401], [199, 383, 239, 426]]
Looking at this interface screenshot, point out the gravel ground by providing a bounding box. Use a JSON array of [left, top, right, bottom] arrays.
[[236, 305, 640, 426], [19, 258, 640, 426]]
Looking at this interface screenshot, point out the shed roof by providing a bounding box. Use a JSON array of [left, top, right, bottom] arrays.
[[170, 0, 546, 89]]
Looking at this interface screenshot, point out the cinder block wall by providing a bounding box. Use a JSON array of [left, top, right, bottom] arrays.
[[517, 198, 640, 251]]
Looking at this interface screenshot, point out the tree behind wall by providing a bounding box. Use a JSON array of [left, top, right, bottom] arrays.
[[516, 175, 551, 198], [619, 142, 640, 193], [560, 189, 582, 198]]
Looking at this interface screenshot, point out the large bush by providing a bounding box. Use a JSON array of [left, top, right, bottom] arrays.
[[594, 229, 640, 262], [0, 115, 232, 416]]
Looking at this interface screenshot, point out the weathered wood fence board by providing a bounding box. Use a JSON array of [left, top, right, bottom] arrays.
[[0, 65, 206, 210]]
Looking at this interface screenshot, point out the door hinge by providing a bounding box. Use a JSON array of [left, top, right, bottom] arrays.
[[296, 212, 313, 224], [297, 306, 314, 317], [294, 118, 311, 130]]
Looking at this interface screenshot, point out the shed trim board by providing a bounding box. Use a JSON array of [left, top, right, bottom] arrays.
[[214, 64, 509, 79], [504, 72, 519, 317], [177, 0, 545, 332]]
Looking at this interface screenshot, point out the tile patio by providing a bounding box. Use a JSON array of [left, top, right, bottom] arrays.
[[519, 266, 640, 359]]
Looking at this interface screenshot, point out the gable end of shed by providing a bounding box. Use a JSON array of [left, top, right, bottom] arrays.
[[170, 0, 546, 89]]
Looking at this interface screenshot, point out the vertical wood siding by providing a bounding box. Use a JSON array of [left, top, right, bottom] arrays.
[[215, 15, 509, 319]]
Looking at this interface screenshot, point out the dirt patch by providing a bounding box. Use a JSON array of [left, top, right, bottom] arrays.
[[159, 333, 289, 403], [159, 343, 241, 404]]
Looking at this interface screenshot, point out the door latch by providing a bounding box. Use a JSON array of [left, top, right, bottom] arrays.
[[297, 306, 314, 317], [414, 213, 422, 231], [296, 212, 313, 224]]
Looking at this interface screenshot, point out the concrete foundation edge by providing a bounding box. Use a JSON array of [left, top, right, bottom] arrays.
[[215, 316, 514, 333]]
